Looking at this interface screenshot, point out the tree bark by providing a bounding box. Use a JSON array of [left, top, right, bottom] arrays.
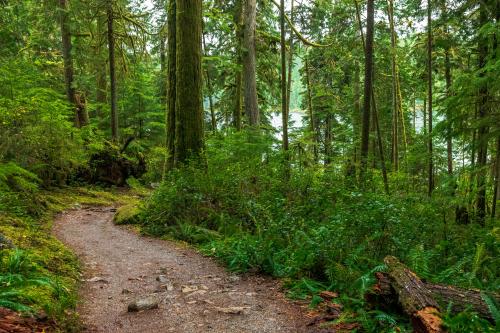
[[369, 266, 500, 323], [107, 1, 118, 141], [360, 0, 374, 181], [95, 14, 107, 120], [353, 0, 389, 193], [280, 0, 289, 164], [492, 138, 499, 219], [353, 61, 361, 163], [60, 0, 88, 127], [202, 32, 216, 133], [427, 0, 434, 196], [382, 256, 444, 333], [445, 52, 453, 175], [233, 0, 243, 130], [388, 0, 399, 172], [305, 54, 318, 162], [476, 0, 489, 225], [166, 0, 177, 170], [174, 0, 204, 165], [242, 0, 260, 126]]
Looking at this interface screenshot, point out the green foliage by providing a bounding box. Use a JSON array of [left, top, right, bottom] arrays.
[[141, 130, 498, 331], [114, 202, 143, 225]]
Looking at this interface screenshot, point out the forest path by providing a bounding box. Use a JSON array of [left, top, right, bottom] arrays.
[[53, 206, 311, 333]]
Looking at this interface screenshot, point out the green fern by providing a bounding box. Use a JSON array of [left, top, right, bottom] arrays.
[[481, 293, 500, 327]]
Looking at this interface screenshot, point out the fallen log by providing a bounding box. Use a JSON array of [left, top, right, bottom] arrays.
[[368, 265, 499, 323], [382, 256, 444, 333]]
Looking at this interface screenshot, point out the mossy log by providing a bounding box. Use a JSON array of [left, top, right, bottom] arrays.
[[369, 269, 499, 323], [382, 256, 444, 333], [366, 257, 500, 332]]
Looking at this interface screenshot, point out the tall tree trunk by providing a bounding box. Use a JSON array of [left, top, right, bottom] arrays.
[[174, 0, 204, 165], [242, 0, 259, 126], [360, 0, 375, 181], [441, 0, 453, 175], [492, 138, 500, 219], [107, 1, 118, 141], [95, 14, 107, 120], [353, 61, 361, 163], [325, 113, 333, 165], [159, 29, 167, 108], [166, 0, 177, 170], [427, 0, 434, 196], [280, 0, 289, 160], [233, 0, 243, 130], [305, 54, 318, 162], [354, 0, 388, 192], [388, 0, 399, 172], [203, 32, 216, 133], [286, 0, 295, 117], [60, 0, 88, 127], [476, 0, 489, 224]]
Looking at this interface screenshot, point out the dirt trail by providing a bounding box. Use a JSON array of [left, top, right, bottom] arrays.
[[53, 206, 311, 333]]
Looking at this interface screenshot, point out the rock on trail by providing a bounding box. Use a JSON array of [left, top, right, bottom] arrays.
[[53, 206, 311, 333]]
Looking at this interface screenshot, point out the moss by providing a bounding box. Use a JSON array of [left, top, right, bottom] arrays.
[[114, 202, 143, 225]]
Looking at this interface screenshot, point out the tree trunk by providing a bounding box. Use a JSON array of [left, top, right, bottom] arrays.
[[388, 0, 399, 172], [95, 14, 107, 120], [325, 113, 332, 166], [353, 61, 361, 163], [166, 0, 177, 170], [233, 0, 243, 130], [286, 0, 295, 118], [492, 138, 499, 219], [242, 0, 259, 126], [202, 32, 216, 133], [174, 0, 204, 165], [369, 265, 500, 323], [427, 0, 434, 196], [383, 256, 444, 333], [445, 54, 453, 175], [476, 0, 489, 225], [107, 1, 118, 141], [353, 0, 388, 193], [60, 0, 88, 127], [305, 54, 318, 162], [159, 29, 167, 108], [280, 0, 289, 167], [360, 0, 374, 181]]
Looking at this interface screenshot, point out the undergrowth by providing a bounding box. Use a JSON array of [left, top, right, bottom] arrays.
[[138, 131, 499, 332]]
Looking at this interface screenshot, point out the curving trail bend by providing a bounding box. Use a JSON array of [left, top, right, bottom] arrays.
[[53, 206, 311, 333]]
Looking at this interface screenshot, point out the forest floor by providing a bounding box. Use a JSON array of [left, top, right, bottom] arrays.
[[52, 205, 315, 333]]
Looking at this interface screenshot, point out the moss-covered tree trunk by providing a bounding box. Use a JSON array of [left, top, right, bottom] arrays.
[[166, 0, 177, 170], [59, 0, 88, 127], [305, 54, 318, 162], [95, 13, 107, 120], [476, 0, 489, 225], [280, 0, 289, 162], [359, 0, 374, 180], [233, 0, 243, 130], [427, 0, 434, 196], [242, 0, 260, 126], [107, 1, 118, 141], [173, 0, 204, 165]]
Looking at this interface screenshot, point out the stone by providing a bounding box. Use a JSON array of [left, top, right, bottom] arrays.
[[127, 296, 159, 312], [156, 275, 169, 283]]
